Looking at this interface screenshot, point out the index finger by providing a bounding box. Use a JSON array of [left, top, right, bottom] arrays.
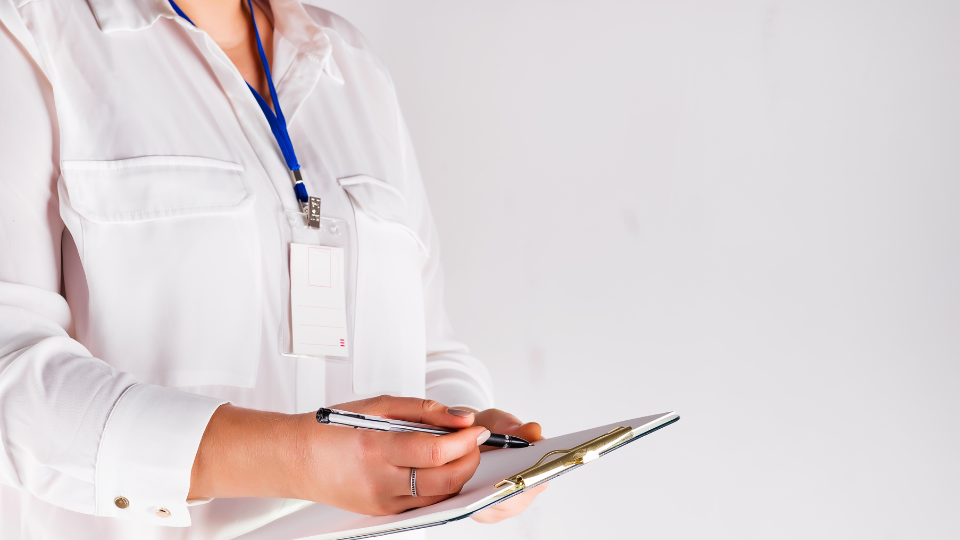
[[335, 395, 476, 430]]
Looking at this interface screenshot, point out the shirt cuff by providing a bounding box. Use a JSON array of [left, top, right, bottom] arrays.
[[94, 383, 227, 527]]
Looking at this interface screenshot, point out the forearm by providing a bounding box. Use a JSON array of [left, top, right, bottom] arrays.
[[188, 404, 302, 500]]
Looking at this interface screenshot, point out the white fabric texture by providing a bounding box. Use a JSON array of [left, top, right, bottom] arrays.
[[0, 0, 494, 537]]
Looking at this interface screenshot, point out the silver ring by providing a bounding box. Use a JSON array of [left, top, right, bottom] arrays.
[[410, 467, 418, 497]]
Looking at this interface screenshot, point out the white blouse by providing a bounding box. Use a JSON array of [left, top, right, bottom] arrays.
[[0, 0, 493, 537]]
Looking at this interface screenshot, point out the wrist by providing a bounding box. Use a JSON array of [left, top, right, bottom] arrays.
[[189, 404, 303, 500], [284, 412, 318, 500]]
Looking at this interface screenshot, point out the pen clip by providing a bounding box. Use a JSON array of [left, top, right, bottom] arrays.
[[317, 408, 381, 424], [381, 417, 455, 433], [316, 408, 456, 436]]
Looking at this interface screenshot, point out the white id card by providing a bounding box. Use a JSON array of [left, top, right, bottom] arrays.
[[290, 243, 349, 358]]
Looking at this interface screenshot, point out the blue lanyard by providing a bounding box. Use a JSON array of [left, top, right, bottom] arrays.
[[169, 0, 320, 224]]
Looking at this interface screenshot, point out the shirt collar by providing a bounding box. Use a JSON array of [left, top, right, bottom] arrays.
[[85, 0, 166, 31], [86, 0, 343, 84]]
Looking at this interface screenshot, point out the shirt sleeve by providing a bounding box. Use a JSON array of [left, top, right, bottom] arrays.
[[394, 107, 496, 411], [0, 16, 226, 527]]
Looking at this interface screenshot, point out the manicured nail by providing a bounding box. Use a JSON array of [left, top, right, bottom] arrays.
[[447, 408, 474, 418], [477, 429, 491, 446]]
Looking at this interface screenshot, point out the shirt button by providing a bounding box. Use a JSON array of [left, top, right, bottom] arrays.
[[114, 497, 129, 509], [156, 508, 172, 518]]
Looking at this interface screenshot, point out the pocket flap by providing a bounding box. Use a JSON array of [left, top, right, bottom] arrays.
[[60, 156, 251, 223], [339, 175, 429, 256]]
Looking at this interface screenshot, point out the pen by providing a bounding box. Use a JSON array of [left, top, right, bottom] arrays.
[[316, 408, 531, 449]]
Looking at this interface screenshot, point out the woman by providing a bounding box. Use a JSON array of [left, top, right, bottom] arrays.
[[0, 0, 546, 537]]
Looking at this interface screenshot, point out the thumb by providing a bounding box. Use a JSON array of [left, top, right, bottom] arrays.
[[506, 421, 543, 442], [476, 409, 544, 442]]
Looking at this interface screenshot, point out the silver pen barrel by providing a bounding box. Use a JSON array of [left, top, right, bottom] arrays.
[[386, 424, 453, 436]]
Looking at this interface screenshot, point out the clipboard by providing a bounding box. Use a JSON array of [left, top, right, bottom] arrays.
[[233, 412, 680, 540]]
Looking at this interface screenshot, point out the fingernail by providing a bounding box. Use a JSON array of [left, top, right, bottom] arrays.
[[447, 408, 474, 418], [476, 429, 491, 446]]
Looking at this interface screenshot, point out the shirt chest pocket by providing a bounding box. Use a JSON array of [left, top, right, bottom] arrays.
[[59, 156, 263, 388], [339, 175, 429, 398]]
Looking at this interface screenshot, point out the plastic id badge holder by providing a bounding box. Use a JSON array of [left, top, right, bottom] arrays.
[[280, 209, 351, 362]]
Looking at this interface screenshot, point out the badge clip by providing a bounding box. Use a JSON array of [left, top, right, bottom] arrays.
[[306, 196, 322, 229]]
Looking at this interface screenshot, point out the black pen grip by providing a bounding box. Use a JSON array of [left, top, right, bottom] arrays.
[[483, 433, 530, 449]]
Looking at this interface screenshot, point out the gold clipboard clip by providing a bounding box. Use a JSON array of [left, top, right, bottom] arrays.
[[494, 426, 635, 490]]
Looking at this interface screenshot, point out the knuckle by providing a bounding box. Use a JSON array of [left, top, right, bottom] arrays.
[[450, 464, 474, 491], [455, 463, 474, 486], [442, 473, 463, 495], [356, 432, 381, 462], [368, 395, 388, 413], [428, 440, 447, 466], [421, 399, 442, 414], [356, 432, 372, 453]]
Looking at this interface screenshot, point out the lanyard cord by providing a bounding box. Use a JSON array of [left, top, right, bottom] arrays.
[[168, 0, 309, 205]]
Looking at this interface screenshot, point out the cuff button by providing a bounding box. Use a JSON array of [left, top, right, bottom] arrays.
[[113, 497, 129, 509], [156, 508, 171, 518]]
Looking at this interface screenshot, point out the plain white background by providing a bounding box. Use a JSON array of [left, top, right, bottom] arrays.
[[311, 1, 960, 538]]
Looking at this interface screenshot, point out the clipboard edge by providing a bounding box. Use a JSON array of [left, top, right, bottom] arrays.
[[448, 413, 682, 524], [250, 413, 681, 540]]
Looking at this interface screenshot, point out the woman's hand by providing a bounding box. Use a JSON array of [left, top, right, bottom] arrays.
[[189, 396, 490, 515], [295, 397, 490, 514], [467, 408, 549, 524]]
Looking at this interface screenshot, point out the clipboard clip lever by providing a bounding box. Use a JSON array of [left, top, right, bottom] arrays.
[[494, 426, 635, 490]]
